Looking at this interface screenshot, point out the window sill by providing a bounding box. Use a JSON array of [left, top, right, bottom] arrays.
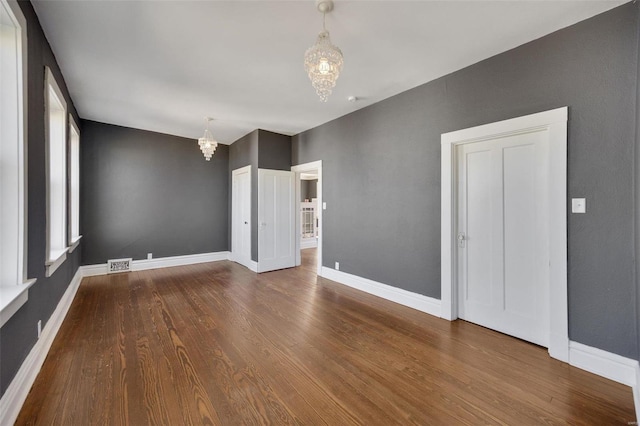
[[46, 249, 68, 277], [0, 279, 37, 328], [68, 235, 82, 253]]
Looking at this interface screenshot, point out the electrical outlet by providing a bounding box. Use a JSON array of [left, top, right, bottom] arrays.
[[37, 320, 42, 338], [335, 261, 340, 271], [147, 253, 153, 260]]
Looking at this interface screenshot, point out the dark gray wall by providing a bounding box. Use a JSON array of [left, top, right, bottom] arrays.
[[301, 179, 318, 201], [229, 130, 259, 261], [81, 121, 229, 264], [1, 1, 83, 397], [229, 129, 291, 262], [293, 3, 640, 360], [257, 129, 292, 170], [635, 7, 640, 362]]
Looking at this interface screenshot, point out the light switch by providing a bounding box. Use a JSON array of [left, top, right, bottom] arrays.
[[323, 202, 327, 210], [572, 198, 586, 213]]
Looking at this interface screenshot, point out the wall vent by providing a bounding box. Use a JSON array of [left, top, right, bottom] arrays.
[[107, 258, 132, 274]]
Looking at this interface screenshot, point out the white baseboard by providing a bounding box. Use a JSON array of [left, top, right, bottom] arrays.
[[0, 269, 83, 426], [300, 239, 318, 249], [320, 267, 441, 318], [82, 251, 231, 276], [230, 254, 258, 272], [247, 260, 259, 272], [569, 341, 639, 422], [80, 263, 108, 276], [132, 251, 230, 271]]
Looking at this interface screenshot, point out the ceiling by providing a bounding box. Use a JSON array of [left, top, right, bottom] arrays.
[[32, 0, 624, 145]]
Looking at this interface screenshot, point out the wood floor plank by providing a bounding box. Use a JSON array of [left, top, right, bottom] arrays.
[[15, 249, 636, 425]]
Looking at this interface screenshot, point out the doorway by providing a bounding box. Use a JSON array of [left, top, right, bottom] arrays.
[[231, 165, 253, 270], [441, 107, 569, 361], [292, 161, 323, 276]]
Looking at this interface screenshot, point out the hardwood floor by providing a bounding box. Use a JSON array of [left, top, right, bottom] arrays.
[[17, 249, 635, 425]]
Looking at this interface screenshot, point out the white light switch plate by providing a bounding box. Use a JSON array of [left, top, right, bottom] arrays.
[[572, 198, 586, 213]]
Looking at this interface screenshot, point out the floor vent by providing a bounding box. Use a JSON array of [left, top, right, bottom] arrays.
[[107, 258, 133, 274]]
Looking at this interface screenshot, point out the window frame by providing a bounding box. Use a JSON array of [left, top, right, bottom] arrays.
[[68, 115, 81, 252], [0, 0, 36, 327], [44, 66, 69, 277]]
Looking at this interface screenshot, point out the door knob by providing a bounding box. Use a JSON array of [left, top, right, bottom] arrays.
[[457, 232, 466, 248]]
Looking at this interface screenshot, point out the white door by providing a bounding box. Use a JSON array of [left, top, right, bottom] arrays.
[[457, 131, 550, 347], [232, 166, 252, 270], [258, 169, 295, 273]]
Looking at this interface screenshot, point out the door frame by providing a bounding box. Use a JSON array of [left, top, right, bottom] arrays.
[[231, 165, 254, 270], [291, 160, 323, 275], [257, 168, 296, 273], [440, 107, 568, 362]]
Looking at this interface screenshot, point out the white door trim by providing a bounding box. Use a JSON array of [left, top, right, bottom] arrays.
[[231, 165, 253, 270], [292, 160, 323, 275], [440, 107, 569, 362]]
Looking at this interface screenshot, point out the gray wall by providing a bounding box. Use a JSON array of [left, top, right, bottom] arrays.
[[293, 3, 640, 360], [229, 130, 259, 261], [229, 129, 291, 262], [81, 121, 229, 264], [636, 7, 640, 362], [1, 1, 83, 397], [301, 179, 318, 201], [257, 129, 292, 170]]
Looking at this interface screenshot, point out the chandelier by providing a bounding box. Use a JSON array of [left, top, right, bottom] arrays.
[[198, 117, 218, 161], [304, 0, 343, 102]]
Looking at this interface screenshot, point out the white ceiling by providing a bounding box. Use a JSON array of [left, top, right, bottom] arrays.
[[32, 0, 624, 144]]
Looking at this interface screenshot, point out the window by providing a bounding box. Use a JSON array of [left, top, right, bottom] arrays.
[[1, 0, 35, 326], [45, 66, 68, 276], [68, 116, 81, 251]]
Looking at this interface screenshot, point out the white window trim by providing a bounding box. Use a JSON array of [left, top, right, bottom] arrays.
[[68, 236, 82, 254], [0, 0, 36, 327], [68, 115, 81, 253], [44, 66, 69, 277]]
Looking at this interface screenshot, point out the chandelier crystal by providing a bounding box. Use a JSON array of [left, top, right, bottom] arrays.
[[304, 0, 343, 102], [198, 117, 218, 161]]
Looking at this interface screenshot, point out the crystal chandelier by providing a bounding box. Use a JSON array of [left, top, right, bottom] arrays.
[[304, 0, 343, 102], [198, 117, 218, 161]]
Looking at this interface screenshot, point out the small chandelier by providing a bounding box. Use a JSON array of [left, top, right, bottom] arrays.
[[198, 117, 218, 161], [304, 0, 343, 102]]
